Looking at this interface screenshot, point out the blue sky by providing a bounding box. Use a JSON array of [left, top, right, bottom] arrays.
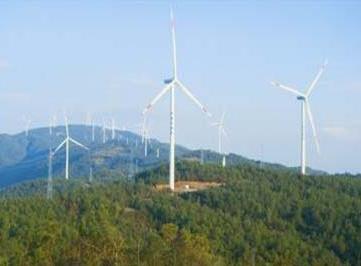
[[0, 1, 360, 173]]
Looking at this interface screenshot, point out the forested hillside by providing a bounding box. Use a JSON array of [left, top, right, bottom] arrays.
[[0, 125, 324, 188], [1, 162, 360, 265]]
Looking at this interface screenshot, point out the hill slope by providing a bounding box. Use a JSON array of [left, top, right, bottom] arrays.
[[0, 125, 326, 188], [0, 162, 360, 265]]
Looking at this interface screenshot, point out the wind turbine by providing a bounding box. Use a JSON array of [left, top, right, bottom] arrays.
[[109, 118, 124, 140], [49, 115, 57, 135], [23, 116, 31, 137], [47, 148, 53, 200], [211, 111, 228, 167], [102, 118, 107, 144], [142, 9, 212, 191], [91, 118, 96, 142], [53, 116, 89, 180], [49, 118, 53, 136], [111, 118, 115, 140], [141, 118, 151, 157], [271, 60, 327, 175], [156, 148, 160, 158]]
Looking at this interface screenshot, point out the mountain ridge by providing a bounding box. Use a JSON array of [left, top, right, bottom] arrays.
[[0, 125, 327, 188]]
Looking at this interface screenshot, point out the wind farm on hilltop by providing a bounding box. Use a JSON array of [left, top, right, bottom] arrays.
[[0, 3, 360, 265], [0, 7, 354, 190], [0, 9, 328, 191]]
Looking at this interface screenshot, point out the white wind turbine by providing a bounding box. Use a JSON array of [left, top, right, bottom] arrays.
[[102, 118, 107, 144], [53, 116, 89, 180], [111, 117, 116, 140], [49, 115, 57, 136], [141, 117, 151, 157], [85, 112, 94, 141], [211, 111, 228, 167], [109, 117, 124, 140], [23, 116, 32, 137], [271, 60, 327, 175], [47, 148, 53, 200], [143, 9, 212, 191], [156, 148, 160, 158], [91, 118, 95, 142]]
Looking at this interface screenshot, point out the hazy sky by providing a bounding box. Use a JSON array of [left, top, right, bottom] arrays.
[[0, 1, 360, 173]]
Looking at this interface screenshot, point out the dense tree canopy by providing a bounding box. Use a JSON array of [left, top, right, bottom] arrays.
[[0, 162, 360, 265]]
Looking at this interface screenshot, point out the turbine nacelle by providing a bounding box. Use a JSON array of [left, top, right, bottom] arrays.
[[297, 96, 306, 101], [164, 78, 174, 84]]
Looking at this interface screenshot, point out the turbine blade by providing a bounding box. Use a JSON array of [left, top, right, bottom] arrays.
[[271, 81, 304, 97], [70, 138, 89, 150], [142, 83, 172, 115], [53, 139, 67, 154], [170, 7, 177, 79], [64, 115, 69, 137], [306, 60, 328, 96], [177, 81, 212, 117], [305, 100, 320, 154]]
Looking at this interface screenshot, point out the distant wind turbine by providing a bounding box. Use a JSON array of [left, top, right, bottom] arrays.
[[271, 60, 327, 175], [111, 118, 116, 140], [211, 111, 228, 167], [49, 115, 57, 135], [141, 117, 151, 157], [156, 148, 160, 158], [102, 118, 107, 144], [23, 116, 31, 137], [47, 148, 53, 200], [91, 118, 96, 142], [142, 9, 212, 191], [109, 118, 125, 140], [53, 116, 89, 180]]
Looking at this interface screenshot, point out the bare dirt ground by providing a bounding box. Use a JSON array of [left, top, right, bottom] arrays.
[[154, 181, 222, 193]]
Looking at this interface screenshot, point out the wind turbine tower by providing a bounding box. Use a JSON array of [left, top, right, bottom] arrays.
[[91, 119, 95, 142], [271, 60, 327, 175], [156, 148, 160, 158], [102, 118, 107, 144], [53, 116, 89, 180], [47, 148, 53, 200], [23, 117, 32, 137], [141, 117, 151, 157], [111, 118, 116, 140], [49, 115, 57, 136], [142, 9, 212, 191], [211, 111, 228, 167]]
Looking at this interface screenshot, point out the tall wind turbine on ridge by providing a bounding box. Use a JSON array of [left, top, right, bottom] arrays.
[[271, 60, 327, 175], [211, 111, 228, 167], [143, 9, 212, 191], [141, 116, 151, 157], [53, 116, 89, 180]]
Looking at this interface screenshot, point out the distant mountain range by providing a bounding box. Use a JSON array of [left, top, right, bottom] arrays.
[[0, 125, 327, 188]]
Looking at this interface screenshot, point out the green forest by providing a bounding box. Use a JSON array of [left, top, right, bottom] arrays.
[[0, 161, 361, 265]]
